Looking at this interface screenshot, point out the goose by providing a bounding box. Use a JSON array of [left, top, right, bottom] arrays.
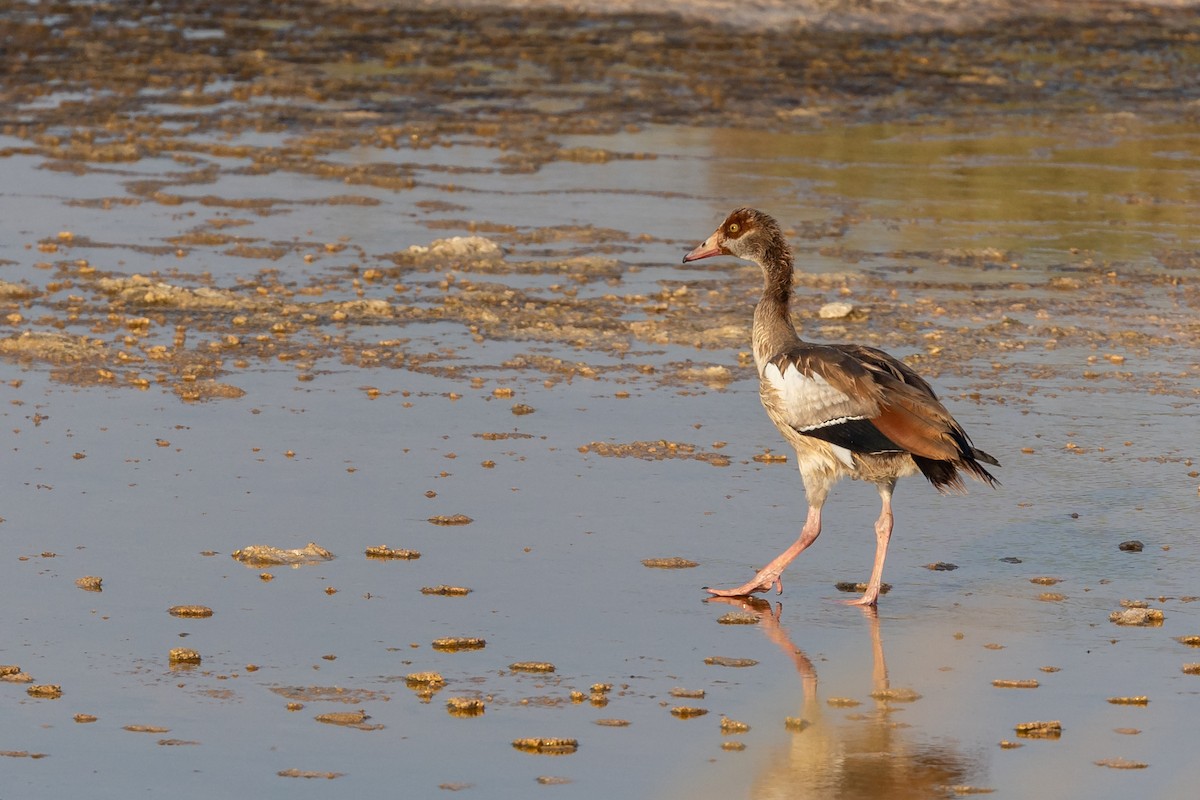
[[683, 207, 999, 606]]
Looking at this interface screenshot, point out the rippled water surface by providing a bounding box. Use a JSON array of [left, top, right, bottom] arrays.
[[2, 2, 1199, 798]]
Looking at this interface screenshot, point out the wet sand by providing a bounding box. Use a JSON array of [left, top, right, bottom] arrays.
[[2, 1, 1199, 798]]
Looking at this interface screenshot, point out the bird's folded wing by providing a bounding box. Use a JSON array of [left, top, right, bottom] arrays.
[[761, 349, 902, 453]]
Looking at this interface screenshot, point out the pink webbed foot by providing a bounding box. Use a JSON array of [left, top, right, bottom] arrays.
[[840, 590, 880, 607], [704, 573, 783, 598]]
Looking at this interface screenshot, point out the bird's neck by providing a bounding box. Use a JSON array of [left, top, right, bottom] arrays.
[[752, 255, 802, 372]]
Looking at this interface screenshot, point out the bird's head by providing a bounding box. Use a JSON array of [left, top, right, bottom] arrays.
[[682, 207, 787, 268]]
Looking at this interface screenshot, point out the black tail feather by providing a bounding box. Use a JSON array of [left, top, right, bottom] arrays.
[[913, 453, 1000, 494], [972, 447, 1001, 467]]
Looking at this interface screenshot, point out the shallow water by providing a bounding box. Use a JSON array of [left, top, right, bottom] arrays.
[[2, 2, 1200, 798]]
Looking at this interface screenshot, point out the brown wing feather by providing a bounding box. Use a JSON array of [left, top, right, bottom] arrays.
[[828, 343, 1000, 490], [789, 346, 887, 408], [872, 396, 965, 462], [831, 344, 938, 398]]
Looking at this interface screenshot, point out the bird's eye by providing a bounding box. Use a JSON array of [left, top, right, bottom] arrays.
[[727, 222, 740, 234]]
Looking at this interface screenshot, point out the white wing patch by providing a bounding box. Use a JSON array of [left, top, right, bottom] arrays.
[[761, 360, 873, 432], [796, 415, 866, 433], [829, 444, 856, 469]]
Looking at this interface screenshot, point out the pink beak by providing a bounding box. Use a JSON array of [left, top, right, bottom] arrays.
[[682, 230, 722, 263]]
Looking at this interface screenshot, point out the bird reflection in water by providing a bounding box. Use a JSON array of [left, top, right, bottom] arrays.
[[707, 598, 986, 799]]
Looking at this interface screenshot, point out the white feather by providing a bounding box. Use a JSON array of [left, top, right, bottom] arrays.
[[797, 415, 866, 433], [761, 360, 866, 431], [830, 444, 856, 468]]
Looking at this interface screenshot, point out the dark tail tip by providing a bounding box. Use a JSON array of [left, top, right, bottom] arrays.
[[972, 447, 1001, 467], [914, 454, 1000, 493]]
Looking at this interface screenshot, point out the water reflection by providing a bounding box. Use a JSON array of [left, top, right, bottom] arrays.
[[697, 120, 1200, 273], [709, 598, 986, 799]]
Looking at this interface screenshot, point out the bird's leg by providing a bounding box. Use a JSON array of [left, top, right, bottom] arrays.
[[706, 504, 822, 597], [845, 481, 895, 607]]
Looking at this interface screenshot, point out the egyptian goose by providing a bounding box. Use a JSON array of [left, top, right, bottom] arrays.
[[683, 208, 999, 606]]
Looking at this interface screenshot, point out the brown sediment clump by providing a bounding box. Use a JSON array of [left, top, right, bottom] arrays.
[[993, 679, 1039, 689], [870, 688, 922, 702], [717, 613, 760, 625], [0, 332, 108, 363], [641, 557, 699, 569], [0, 281, 38, 300], [827, 697, 861, 707], [594, 719, 630, 727], [26, 685, 62, 699], [427, 515, 473, 526], [581, 441, 730, 467], [421, 585, 471, 596], [670, 707, 708, 719], [704, 656, 758, 668], [1107, 696, 1149, 705], [278, 770, 344, 779], [1109, 608, 1164, 626], [74, 714, 98, 723], [168, 605, 213, 617], [509, 662, 555, 673], [1182, 664, 1200, 675], [75, 576, 103, 591], [720, 717, 750, 734], [784, 717, 810, 732], [512, 738, 578, 754], [314, 710, 383, 730], [835, 582, 891, 594], [271, 686, 388, 704], [173, 379, 246, 402], [588, 684, 612, 706], [1015, 720, 1062, 738], [366, 545, 420, 559], [446, 697, 485, 717], [168, 648, 201, 665], [231, 542, 333, 566], [1177, 636, 1200, 647], [124, 725, 170, 733], [432, 637, 486, 651], [670, 688, 705, 699], [474, 430, 530, 439], [1030, 576, 1061, 585], [404, 672, 446, 689], [721, 741, 747, 751], [1094, 758, 1149, 769]]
